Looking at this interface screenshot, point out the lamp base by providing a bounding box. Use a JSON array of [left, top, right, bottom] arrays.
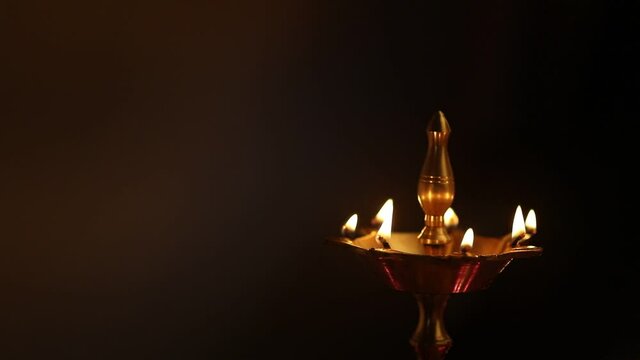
[[328, 233, 541, 359]]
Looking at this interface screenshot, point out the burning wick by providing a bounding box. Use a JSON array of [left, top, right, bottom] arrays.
[[375, 236, 391, 249], [460, 227, 474, 254], [511, 206, 537, 247], [525, 209, 537, 235], [375, 204, 393, 249], [444, 207, 459, 232], [341, 214, 358, 239], [511, 205, 527, 246]]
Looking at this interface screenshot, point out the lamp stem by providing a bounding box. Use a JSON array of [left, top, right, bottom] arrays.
[[411, 294, 452, 360]]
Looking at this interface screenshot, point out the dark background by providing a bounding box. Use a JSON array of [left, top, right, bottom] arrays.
[[1, 0, 636, 359]]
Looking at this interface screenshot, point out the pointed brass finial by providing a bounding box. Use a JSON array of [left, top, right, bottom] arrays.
[[417, 111, 455, 245], [426, 110, 451, 133]]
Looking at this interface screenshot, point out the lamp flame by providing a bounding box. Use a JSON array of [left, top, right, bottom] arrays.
[[525, 209, 537, 234], [376, 200, 393, 245], [444, 208, 459, 228], [374, 199, 394, 224], [511, 205, 526, 240], [377, 216, 392, 244], [341, 214, 358, 236], [460, 228, 474, 252]]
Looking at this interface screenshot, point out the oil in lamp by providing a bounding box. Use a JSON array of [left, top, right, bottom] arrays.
[[330, 111, 542, 360]]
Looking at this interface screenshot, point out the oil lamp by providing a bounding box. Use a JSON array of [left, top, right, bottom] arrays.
[[329, 111, 542, 360]]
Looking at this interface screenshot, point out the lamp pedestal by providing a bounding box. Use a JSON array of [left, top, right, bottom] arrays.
[[411, 294, 451, 360]]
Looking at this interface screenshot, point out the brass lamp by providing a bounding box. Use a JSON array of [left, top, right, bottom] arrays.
[[329, 111, 542, 360]]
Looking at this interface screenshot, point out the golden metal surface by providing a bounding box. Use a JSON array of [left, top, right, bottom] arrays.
[[418, 111, 455, 245], [412, 295, 451, 360]]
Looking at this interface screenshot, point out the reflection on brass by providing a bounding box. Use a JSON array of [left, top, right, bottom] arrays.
[[418, 111, 455, 245], [328, 111, 543, 360], [329, 231, 541, 295]]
